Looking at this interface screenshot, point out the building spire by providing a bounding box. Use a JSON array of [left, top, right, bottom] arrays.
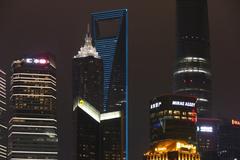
[[85, 24, 92, 47], [74, 24, 100, 59]]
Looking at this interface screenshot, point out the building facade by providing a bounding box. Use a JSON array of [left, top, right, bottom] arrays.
[[218, 119, 240, 160], [8, 54, 58, 160], [144, 139, 200, 160], [73, 31, 103, 111], [196, 118, 220, 160], [149, 95, 197, 145], [173, 0, 212, 118], [0, 70, 7, 160], [91, 9, 128, 159], [72, 32, 103, 160]]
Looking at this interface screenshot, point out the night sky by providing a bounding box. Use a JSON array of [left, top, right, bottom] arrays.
[[0, 0, 240, 160]]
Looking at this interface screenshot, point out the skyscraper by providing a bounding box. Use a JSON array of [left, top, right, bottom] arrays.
[[173, 0, 212, 118], [8, 54, 58, 160], [144, 94, 200, 160], [91, 9, 128, 160], [0, 70, 7, 160], [218, 119, 240, 160], [73, 31, 103, 111], [91, 9, 128, 112], [72, 30, 103, 160], [149, 95, 197, 145]]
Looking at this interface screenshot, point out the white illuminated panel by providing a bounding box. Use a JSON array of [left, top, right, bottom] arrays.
[[197, 98, 208, 102], [8, 132, 57, 137], [8, 151, 57, 155], [11, 85, 56, 91], [10, 94, 56, 99], [25, 58, 49, 65], [9, 117, 57, 123], [174, 68, 211, 75], [150, 102, 162, 109], [75, 100, 100, 123], [100, 111, 121, 121], [197, 126, 213, 133], [9, 125, 57, 130], [12, 73, 56, 80], [172, 101, 195, 107]]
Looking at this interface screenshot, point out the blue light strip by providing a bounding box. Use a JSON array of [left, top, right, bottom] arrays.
[[125, 9, 129, 160], [92, 9, 128, 160]]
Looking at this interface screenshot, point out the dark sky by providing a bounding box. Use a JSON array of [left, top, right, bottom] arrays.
[[0, 0, 240, 160]]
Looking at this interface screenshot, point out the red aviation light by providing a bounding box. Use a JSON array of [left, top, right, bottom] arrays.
[[191, 108, 197, 123]]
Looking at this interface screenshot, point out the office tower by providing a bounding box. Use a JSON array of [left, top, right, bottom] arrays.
[[8, 54, 58, 160], [91, 9, 128, 160], [144, 95, 200, 160], [144, 139, 200, 160], [218, 119, 240, 160], [173, 0, 212, 118], [73, 98, 123, 160], [72, 31, 103, 160], [0, 70, 7, 160], [73, 99, 100, 160], [149, 95, 197, 145], [196, 118, 220, 160], [91, 9, 128, 112], [100, 111, 123, 160], [73, 31, 103, 111]]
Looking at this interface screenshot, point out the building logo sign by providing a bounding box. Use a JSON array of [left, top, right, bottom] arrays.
[[232, 119, 240, 126], [25, 58, 48, 64], [150, 102, 162, 109], [172, 101, 195, 107], [197, 126, 213, 133]]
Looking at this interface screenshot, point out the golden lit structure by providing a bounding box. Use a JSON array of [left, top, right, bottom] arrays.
[[144, 139, 200, 160]]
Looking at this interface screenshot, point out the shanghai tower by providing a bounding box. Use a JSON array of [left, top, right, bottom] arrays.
[[173, 0, 212, 118]]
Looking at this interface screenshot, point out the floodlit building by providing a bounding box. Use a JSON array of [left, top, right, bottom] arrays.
[[144, 139, 200, 160], [149, 95, 197, 145], [0, 69, 7, 160], [173, 0, 212, 118], [8, 53, 58, 160]]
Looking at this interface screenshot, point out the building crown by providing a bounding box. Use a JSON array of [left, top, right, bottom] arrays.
[[74, 24, 100, 59]]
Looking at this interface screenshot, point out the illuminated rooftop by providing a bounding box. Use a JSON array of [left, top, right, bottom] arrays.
[[74, 26, 100, 59], [144, 139, 197, 156]]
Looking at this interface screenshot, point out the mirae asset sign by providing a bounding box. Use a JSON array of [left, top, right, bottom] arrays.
[[150, 101, 195, 109]]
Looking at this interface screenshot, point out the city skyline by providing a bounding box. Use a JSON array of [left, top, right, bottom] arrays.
[[0, 1, 240, 160]]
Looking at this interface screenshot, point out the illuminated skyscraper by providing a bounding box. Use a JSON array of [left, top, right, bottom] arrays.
[[91, 9, 128, 160], [173, 0, 212, 118], [149, 95, 197, 145], [73, 30, 103, 111], [8, 54, 58, 160], [91, 9, 128, 112], [72, 30, 103, 160], [0, 70, 7, 160], [144, 95, 200, 160]]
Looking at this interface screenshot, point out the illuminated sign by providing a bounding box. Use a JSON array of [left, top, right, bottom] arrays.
[[197, 126, 213, 133], [150, 102, 162, 109], [25, 58, 48, 64], [232, 119, 240, 126], [172, 101, 195, 107], [176, 142, 196, 151]]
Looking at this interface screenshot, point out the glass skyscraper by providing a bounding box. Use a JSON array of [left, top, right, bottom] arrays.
[[91, 9, 128, 160], [0, 70, 7, 160], [8, 53, 58, 160], [72, 30, 103, 160], [173, 0, 212, 118]]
